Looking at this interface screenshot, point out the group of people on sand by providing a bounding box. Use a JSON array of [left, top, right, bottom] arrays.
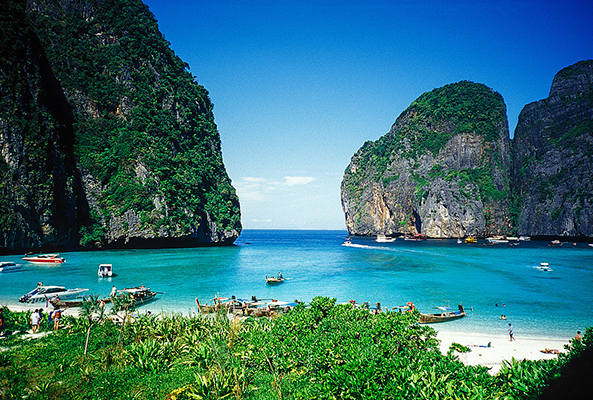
[[29, 308, 62, 333]]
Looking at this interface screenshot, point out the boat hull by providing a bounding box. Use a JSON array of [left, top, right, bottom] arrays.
[[20, 289, 89, 303], [50, 297, 112, 308], [419, 312, 466, 324], [0, 263, 22, 272], [266, 279, 284, 285], [22, 254, 65, 264]]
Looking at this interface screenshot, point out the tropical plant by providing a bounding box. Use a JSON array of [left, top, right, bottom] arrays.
[[79, 295, 107, 355]]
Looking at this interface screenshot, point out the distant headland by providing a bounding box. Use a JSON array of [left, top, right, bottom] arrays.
[[341, 60, 593, 239]]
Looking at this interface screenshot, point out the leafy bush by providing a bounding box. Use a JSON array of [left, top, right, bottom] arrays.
[[1, 305, 589, 399]]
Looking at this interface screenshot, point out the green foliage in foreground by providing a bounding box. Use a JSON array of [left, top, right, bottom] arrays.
[[0, 300, 590, 399]]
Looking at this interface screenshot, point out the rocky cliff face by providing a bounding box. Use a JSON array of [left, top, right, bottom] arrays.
[[512, 60, 593, 237], [0, 0, 241, 253], [341, 81, 513, 238]]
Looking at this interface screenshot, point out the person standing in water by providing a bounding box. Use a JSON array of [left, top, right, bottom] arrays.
[[508, 323, 515, 341]]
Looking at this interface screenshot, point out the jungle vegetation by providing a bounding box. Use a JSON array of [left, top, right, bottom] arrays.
[[0, 298, 590, 399], [342, 81, 508, 208], [0, 0, 241, 248]]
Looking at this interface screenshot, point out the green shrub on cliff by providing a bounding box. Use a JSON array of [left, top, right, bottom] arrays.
[[341, 81, 510, 236], [0, 0, 241, 249]]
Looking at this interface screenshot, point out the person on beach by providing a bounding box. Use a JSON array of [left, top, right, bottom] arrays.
[[53, 308, 62, 331], [30, 309, 40, 333], [508, 323, 515, 341], [575, 331, 582, 342], [0, 308, 5, 336], [110, 285, 117, 297]]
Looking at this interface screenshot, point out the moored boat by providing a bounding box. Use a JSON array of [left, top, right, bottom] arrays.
[[404, 233, 428, 241], [464, 236, 477, 243], [487, 237, 509, 244], [50, 297, 112, 308], [117, 286, 158, 305], [22, 254, 65, 264], [19, 285, 89, 303], [98, 264, 113, 277], [0, 261, 22, 272], [418, 304, 466, 323]]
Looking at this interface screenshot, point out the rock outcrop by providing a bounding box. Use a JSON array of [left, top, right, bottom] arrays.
[[0, 0, 241, 253], [512, 60, 593, 237], [341, 81, 513, 238]]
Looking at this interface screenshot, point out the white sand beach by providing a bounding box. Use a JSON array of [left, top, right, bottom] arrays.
[[436, 329, 570, 374]]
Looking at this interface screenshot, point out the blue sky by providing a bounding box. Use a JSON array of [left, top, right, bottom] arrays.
[[142, 0, 592, 230]]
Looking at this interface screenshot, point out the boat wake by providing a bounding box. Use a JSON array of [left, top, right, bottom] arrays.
[[342, 242, 392, 251]]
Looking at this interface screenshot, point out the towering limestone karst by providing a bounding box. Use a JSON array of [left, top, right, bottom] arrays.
[[512, 60, 593, 237], [341, 81, 512, 238], [0, 0, 241, 253]]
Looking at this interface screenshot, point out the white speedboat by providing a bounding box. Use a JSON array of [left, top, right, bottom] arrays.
[[22, 254, 65, 264], [376, 234, 396, 243], [19, 285, 89, 303], [537, 262, 553, 272], [0, 261, 22, 272], [486, 236, 509, 244], [98, 264, 113, 277]]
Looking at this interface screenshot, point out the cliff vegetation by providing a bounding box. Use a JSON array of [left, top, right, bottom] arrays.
[[512, 60, 593, 237], [342, 60, 593, 239], [0, 0, 241, 252], [341, 81, 512, 238]]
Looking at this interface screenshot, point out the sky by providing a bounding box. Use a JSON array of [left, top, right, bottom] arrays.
[[142, 0, 592, 230]]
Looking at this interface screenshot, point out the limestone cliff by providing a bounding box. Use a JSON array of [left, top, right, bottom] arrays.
[[0, 0, 241, 253], [341, 81, 513, 238], [512, 60, 593, 237]]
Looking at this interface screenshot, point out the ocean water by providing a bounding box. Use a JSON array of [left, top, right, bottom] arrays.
[[1, 230, 591, 339]]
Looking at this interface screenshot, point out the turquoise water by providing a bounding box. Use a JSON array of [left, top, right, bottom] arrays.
[[1, 230, 592, 339]]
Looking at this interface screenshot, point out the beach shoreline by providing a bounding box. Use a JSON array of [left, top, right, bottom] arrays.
[[435, 329, 570, 374], [1, 301, 572, 375]]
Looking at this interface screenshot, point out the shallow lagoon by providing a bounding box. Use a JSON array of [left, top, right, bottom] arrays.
[[1, 230, 591, 339]]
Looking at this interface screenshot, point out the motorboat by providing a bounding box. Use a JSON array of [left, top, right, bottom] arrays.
[[117, 286, 158, 305], [19, 285, 89, 303], [404, 233, 427, 241], [98, 264, 113, 277], [537, 262, 553, 272], [464, 236, 477, 243], [22, 254, 65, 264], [418, 304, 467, 323], [0, 261, 22, 272], [487, 237, 509, 244], [376, 234, 396, 243], [266, 275, 285, 285]]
